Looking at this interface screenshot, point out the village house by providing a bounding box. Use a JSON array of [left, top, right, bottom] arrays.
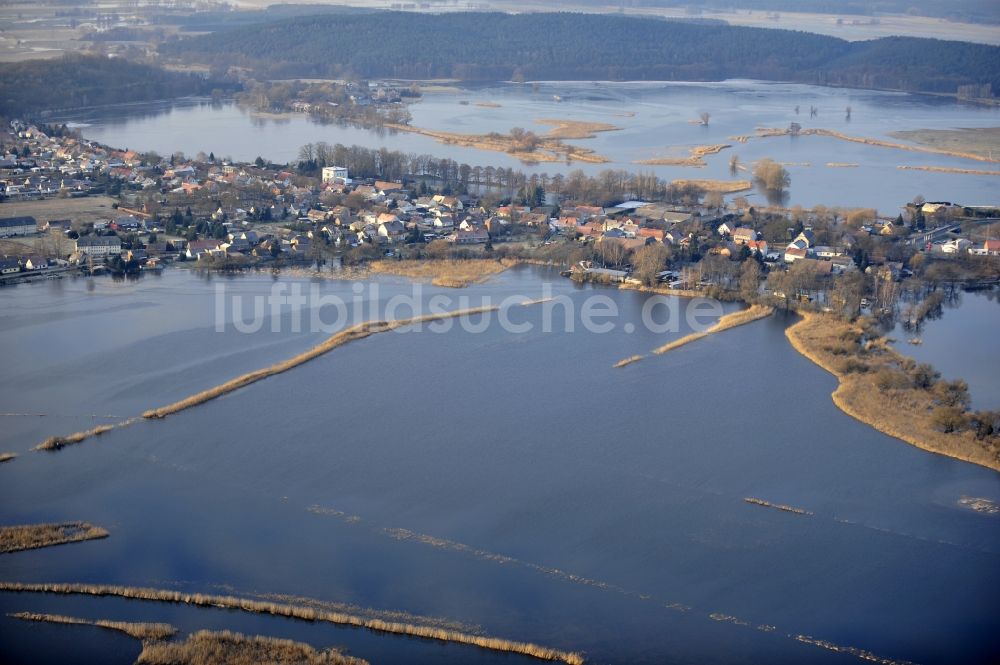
[[378, 220, 406, 243], [746, 239, 769, 257], [717, 221, 737, 236], [969, 238, 1000, 256], [941, 238, 972, 254], [0, 257, 21, 275], [784, 246, 808, 263], [732, 227, 759, 245], [452, 228, 489, 244], [186, 240, 220, 260]]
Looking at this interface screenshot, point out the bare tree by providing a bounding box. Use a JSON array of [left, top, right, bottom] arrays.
[[752, 158, 790, 192], [729, 154, 741, 175], [699, 111, 711, 126], [632, 243, 669, 286], [739, 259, 761, 303]]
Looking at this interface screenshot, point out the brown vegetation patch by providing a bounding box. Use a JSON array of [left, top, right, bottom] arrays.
[[793, 634, 918, 665], [369, 258, 519, 287], [652, 305, 774, 355], [0, 195, 117, 224], [385, 122, 609, 163], [634, 144, 730, 167], [785, 313, 1000, 472], [613, 355, 644, 368], [669, 179, 752, 193], [534, 118, 621, 140], [0, 522, 108, 553], [744, 497, 813, 515], [10, 611, 176, 641], [0, 583, 585, 664], [897, 165, 1000, 177], [0, 453, 16, 464], [888, 127, 1000, 162], [826, 162, 859, 168], [756, 127, 1000, 163], [35, 423, 116, 451], [137, 630, 367, 665]]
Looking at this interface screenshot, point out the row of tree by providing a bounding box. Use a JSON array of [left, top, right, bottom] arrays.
[[294, 142, 710, 205]]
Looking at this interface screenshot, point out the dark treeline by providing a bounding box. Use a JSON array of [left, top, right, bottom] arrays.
[[559, 0, 1000, 23], [160, 12, 999, 94], [295, 142, 704, 206], [0, 55, 238, 117]]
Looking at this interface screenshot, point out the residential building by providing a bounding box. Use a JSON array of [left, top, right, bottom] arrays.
[[75, 235, 123, 258], [0, 216, 37, 237]]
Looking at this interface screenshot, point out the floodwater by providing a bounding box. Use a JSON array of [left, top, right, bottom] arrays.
[[57, 80, 1000, 210], [891, 288, 1000, 411], [1, 267, 998, 665]]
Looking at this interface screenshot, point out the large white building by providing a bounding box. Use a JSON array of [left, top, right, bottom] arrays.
[[321, 166, 349, 184], [75, 235, 123, 258], [0, 216, 37, 238]]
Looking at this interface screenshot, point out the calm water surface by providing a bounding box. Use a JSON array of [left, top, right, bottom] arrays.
[[58, 80, 1000, 210], [891, 289, 1000, 411], [1, 268, 998, 664]]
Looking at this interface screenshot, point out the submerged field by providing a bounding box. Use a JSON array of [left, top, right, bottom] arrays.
[[1, 270, 998, 664]]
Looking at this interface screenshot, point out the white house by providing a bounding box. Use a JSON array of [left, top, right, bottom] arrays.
[[941, 238, 972, 254], [321, 166, 349, 184], [969, 239, 1000, 256]]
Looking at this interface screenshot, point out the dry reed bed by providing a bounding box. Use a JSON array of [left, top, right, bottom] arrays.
[[617, 282, 706, 300], [756, 127, 1000, 163], [369, 258, 519, 287], [634, 144, 731, 167], [793, 634, 917, 665], [0, 452, 16, 464], [0, 522, 109, 553], [897, 165, 1000, 176], [141, 306, 498, 420], [534, 119, 622, 140], [0, 582, 585, 664], [652, 305, 774, 355], [786, 313, 1000, 472], [35, 423, 117, 451], [10, 611, 177, 640], [743, 497, 813, 516], [669, 178, 752, 193], [138, 629, 369, 665], [384, 122, 609, 163], [613, 355, 644, 368], [252, 586, 479, 635]]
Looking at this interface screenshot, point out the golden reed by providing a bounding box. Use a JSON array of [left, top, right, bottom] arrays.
[[0, 582, 585, 664]]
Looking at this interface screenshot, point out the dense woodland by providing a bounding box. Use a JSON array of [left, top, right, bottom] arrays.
[[561, 0, 1000, 23], [160, 12, 999, 94], [0, 56, 237, 117]]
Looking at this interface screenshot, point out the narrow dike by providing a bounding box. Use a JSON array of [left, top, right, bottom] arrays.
[[0, 582, 585, 665]]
